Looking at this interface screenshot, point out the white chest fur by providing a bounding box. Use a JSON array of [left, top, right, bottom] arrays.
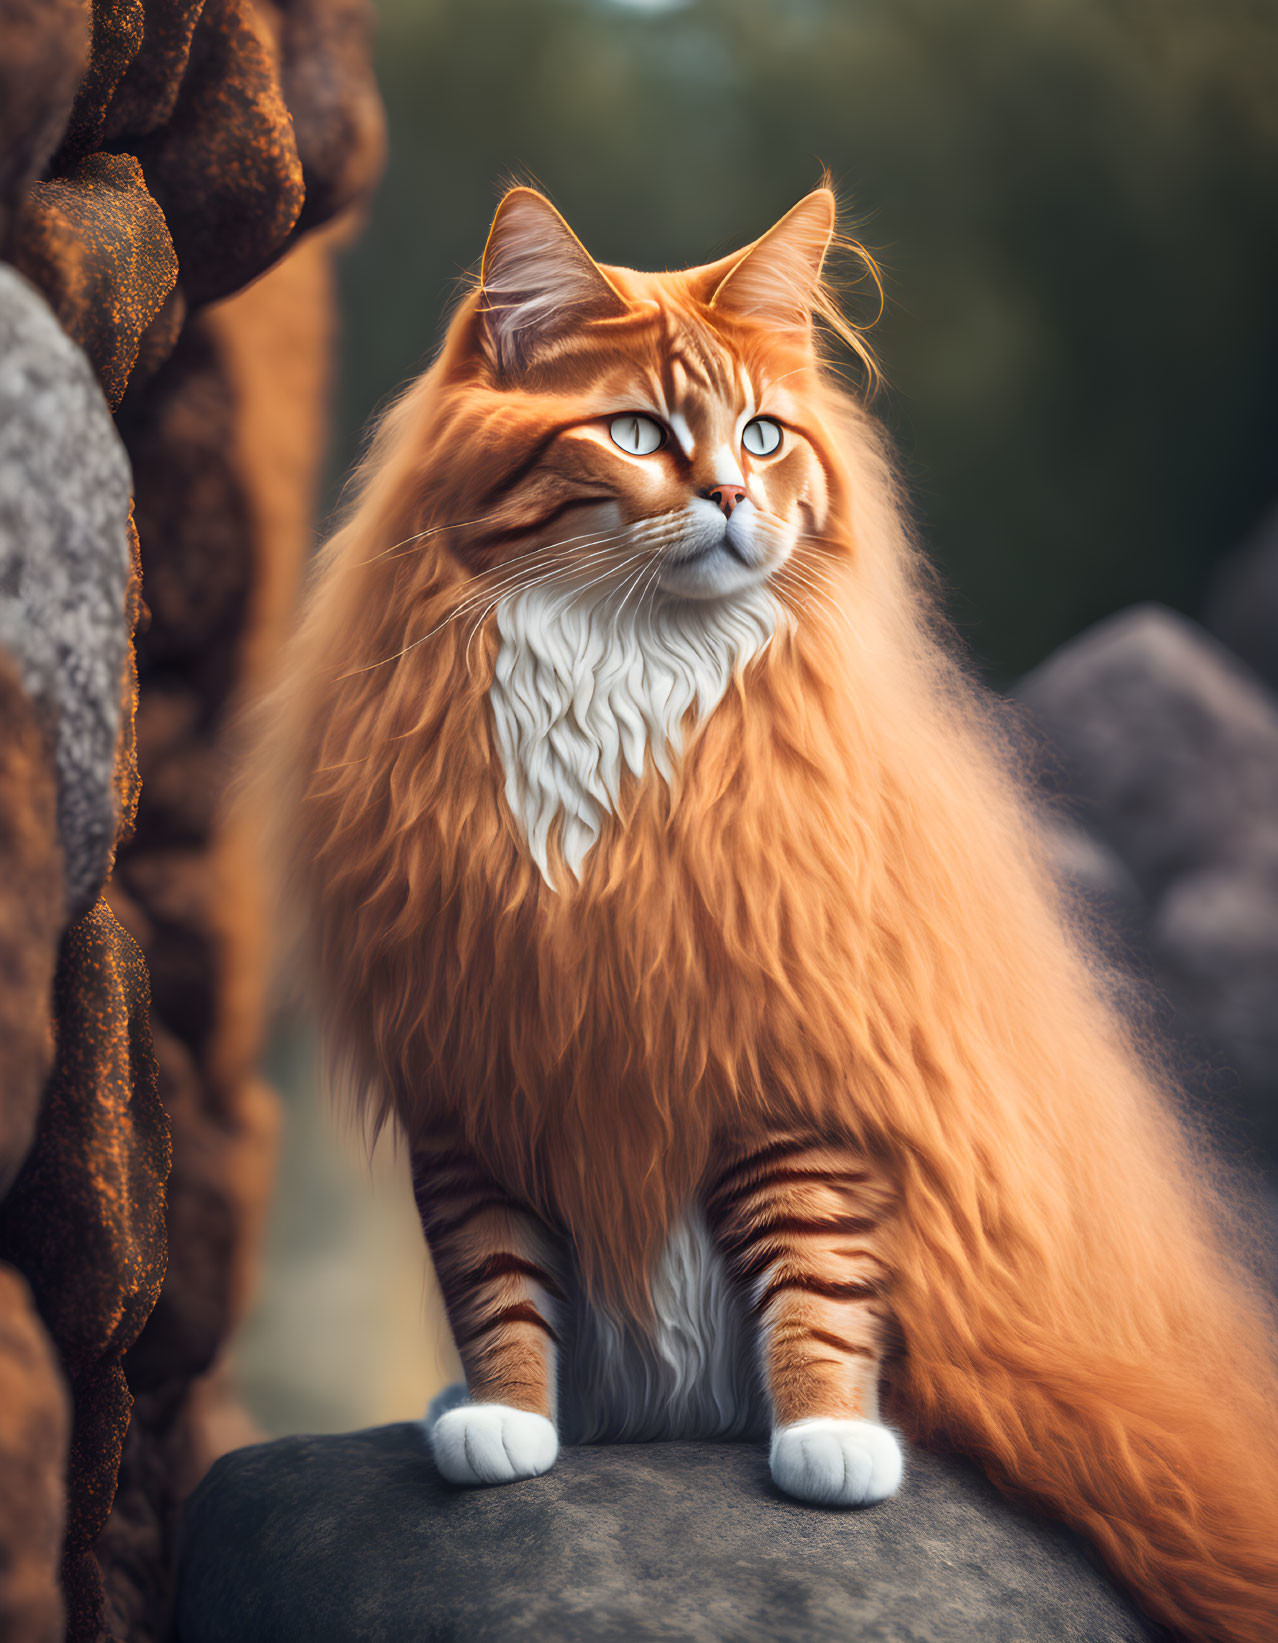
[[488, 578, 782, 884], [561, 1212, 765, 1443]]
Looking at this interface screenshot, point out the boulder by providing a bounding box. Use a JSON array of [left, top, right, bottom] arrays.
[[0, 2, 386, 1637], [0, 900, 171, 1638], [1017, 604, 1278, 1161], [0, 0, 88, 257], [1153, 864, 1278, 1146], [1040, 816, 1146, 962], [130, 0, 305, 308], [14, 151, 178, 408], [1017, 605, 1278, 900], [0, 1266, 69, 1643], [175, 1425, 1162, 1643], [0, 264, 135, 920], [0, 653, 63, 1197], [276, 0, 387, 233]]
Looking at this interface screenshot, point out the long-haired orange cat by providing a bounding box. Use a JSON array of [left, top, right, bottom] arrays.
[[264, 186, 1278, 1640]]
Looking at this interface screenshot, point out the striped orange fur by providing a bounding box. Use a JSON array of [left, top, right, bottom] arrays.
[[705, 1135, 896, 1428], [259, 185, 1278, 1639]]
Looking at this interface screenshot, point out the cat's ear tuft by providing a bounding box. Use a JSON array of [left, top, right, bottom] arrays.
[[477, 188, 627, 376], [707, 189, 836, 334]]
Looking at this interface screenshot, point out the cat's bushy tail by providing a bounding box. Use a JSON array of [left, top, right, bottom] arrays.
[[811, 396, 1278, 1642], [891, 1135, 1278, 1643]]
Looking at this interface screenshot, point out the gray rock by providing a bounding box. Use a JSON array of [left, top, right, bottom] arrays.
[[0, 264, 134, 918], [175, 1425, 1163, 1643], [1017, 605, 1278, 900], [1017, 605, 1278, 1162], [1204, 503, 1278, 693], [1153, 865, 1278, 1154], [1042, 817, 1146, 954]]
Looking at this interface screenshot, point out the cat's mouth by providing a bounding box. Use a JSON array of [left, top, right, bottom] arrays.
[[674, 534, 751, 568], [657, 502, 788, 601]]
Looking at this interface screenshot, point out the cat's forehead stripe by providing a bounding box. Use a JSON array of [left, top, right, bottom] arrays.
[[665, 345, 714, 397], [695, 331, 737, 401], [643, 366, 670, 420], [601, 317, 766, 462], [655, 325, 762, 461], [664, 358, 698, 455]]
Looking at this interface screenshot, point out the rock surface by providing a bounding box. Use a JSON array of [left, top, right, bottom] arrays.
[[1018, 604, 1278, 1161], [0, 0, 385, 1635], [1018, 604, 1278, 899], [175, 1425, 1163, 1643], [0, 0, 88, 257], [0, 1265, 69, 1643], [14, 151, 179, 408], [0, 901, 171, 1637], [0, 652, 63, 1198], [0, 265, 135, 920]]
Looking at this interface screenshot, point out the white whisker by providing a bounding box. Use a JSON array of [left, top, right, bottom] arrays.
[[774, 565, 843, 625], [343, 528, 666, 677], [356, 509, 510, 565], [487, 516, 783, 885], [464, 549, 650, 675]]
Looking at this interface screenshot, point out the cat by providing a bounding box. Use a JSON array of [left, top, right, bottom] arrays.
[[261, 185, 1278, 1641]]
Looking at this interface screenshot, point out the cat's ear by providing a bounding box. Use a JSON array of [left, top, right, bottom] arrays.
[[703, 189, 836, 334], [477, 188, 627, 376]]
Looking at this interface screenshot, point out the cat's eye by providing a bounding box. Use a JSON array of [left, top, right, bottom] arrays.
[[742, 417, 782, 458], [609, 414, 666, 456]]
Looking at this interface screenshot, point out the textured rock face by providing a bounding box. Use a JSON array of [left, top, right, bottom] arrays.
[[13, 152, 179, 408], [0, 653, 63, 1200], [176, 1426, 1163, 1643], [1019, 606, 1278, 899], [0, 904, 171, 1639], [130, 0, 305, 307], [0, 1267, 69, 1643], [0, 0, 89, 256], [0, 266, 135, 920], [0, 1, 385, 1639], [1019, 604, 1278, 1161]]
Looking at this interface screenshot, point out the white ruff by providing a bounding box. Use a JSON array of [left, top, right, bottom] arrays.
[[489, 577, 783, 885], [562, 1212, 765, 1443]]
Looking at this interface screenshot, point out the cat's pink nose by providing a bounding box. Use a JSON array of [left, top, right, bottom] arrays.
[[704, 483, 747, 518]]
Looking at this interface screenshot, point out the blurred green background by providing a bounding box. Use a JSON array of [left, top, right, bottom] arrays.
[[240, 0, 1278, 1438], [331, 0, 1278, 683]]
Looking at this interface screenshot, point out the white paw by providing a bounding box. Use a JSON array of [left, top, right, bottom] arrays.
[[430, 1402, 559, 1487], [770, 1417, 904, 1506]]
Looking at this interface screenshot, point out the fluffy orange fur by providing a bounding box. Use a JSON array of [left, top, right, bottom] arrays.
[[261, 189, 1278, 1640]]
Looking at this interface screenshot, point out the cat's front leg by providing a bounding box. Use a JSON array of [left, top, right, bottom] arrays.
[[411, 1138, 562, 1487], [706, 1133, 904, 1507]]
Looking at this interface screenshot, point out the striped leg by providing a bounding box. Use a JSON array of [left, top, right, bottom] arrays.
[[411, 1139, 562, 1487], [705, 1133, 903, 1506]]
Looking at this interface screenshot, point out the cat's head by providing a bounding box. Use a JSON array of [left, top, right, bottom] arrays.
[[425, 186, 869, 606]]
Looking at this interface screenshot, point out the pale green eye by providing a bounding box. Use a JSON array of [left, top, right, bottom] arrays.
[[742, 417, 782, 457], [609, 414, 666, 456]]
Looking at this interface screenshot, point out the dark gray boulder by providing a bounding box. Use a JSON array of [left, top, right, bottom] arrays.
[[1017, 605, 1278, 1161], [1153, 864, 1278, 1112], [0, 264, 134, 918], [1017, 605, 1278, 900], [174, 1424, 1163, 1643], [1041, 816, 1147, 960]]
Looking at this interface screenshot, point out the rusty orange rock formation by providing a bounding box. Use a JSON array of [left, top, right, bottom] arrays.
[[0, 1, 385, 1638]]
